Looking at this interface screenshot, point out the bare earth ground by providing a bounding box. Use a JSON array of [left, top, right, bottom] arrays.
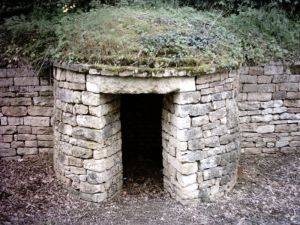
[[0, 153, 299, 225]]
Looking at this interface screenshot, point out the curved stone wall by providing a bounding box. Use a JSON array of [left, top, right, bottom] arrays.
[[53, 65, 240, 205], [162, 71, 240, 204]]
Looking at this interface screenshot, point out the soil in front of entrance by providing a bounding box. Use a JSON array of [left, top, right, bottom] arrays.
[[0, 153, 299, 225]]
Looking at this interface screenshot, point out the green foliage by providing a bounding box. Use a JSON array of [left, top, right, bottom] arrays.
[[52, 6, 299, 68], [179, 0, 299, 14], [1, 4, 299, 70], [224, 7, 300, 64], [0, 0, 62, 21], [53, 7, 243, 68], [1, 10, 60, 68]]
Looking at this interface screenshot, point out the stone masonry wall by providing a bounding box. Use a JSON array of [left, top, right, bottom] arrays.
[[162, 71, 240, 205], [53, 66, 240, 205], [238, 63, 300, 154], [1, 62, 299, 205], [53, 68, 122, 202], [0, 67, 53, 160]]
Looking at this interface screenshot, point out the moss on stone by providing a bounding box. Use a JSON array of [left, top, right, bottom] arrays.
[[89, 63, 224, 76]]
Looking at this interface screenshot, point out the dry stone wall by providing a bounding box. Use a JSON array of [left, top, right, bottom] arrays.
[[0, 67, 53, 160], [53, 68, 122, 202], [0, 62, 299, 205], [238, 63, 300, 154], [162, 71, 240, 204], [51, 65, 240, 205]]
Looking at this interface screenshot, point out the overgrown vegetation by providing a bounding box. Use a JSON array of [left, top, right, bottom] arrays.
[[1, 0, 299, 17], [1, 1, 299, 70], [1, 10, 59, 69], [225, 7, 300, 65], [53, 7, 244, 69]]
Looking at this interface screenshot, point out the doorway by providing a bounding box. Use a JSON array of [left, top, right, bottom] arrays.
[[120, 94, 164, 196]]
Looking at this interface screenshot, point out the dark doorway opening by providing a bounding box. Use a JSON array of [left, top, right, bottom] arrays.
[[121, 94, 164, 196]]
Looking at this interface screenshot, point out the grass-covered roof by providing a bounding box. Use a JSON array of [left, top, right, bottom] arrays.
[[2, 5, 300, 71], [55, 7, 242, 70]]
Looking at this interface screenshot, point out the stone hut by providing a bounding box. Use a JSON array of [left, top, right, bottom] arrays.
[[52, 63, 240, 205], [1, 62, 299, 205]]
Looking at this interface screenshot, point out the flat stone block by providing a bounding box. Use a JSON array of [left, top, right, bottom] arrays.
[[79, 192, 107, 203], [0, 78, 13, 87], [37, 140, 53, 148], [74, 104, 88, 114], [28, 106, 53, 116], [24, 116, 50, 127], [33, 96, 54, 106], [243, 84, 257, 92], [203, 167, 223, 180], [248, 66, 263, 75], [79, 182, 105, 194], [25, 140, 38, 147], [32, 127, 53, 134], [240, 75, 257, 83], [257, 84, 275, 93], [58, 88, 81, 103], [256, 125, 275, 133], [177, 173, 197, 187], [175, 103, 212, 117], [200, 156, 221, 170], [290, 141, 300, 147], [71, 145, 93, 158], [82, 92, 100, 106], [89, 102, 119, 117], [0, 148, 16, 157], [65, 71, 86, 83], [248, 93, 272, 101], [14, 77, 39, 86], [17, 147, 38, 155], [173, 91, 201, 104], [264, 65, 283, 75], [257, 75, 272, 83], [7, 117, 23, 125], [0, 126, 17, 134], [86, 75, 196, 94], [2, 106, 27, 116], [83, 159, 111, 172], [87, 170, 109, 184], [77, 115, 106, 130], [192, 115, 209, 127]]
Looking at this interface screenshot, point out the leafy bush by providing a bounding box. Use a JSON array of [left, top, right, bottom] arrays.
[[179, 0, 299, 14], [224, 7, 300, 64], [1, 10, 60, 69], [2, 0, 298, 21]]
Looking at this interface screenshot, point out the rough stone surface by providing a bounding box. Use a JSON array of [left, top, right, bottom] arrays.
[[0, 67, 53, 159], [53, 70, 123, 203], [162, 71, 240, 204], [2, 62, 299, 206], [52, 67, 240, 205], [86, 76, 196, 94], [238, 64, 300, 154]]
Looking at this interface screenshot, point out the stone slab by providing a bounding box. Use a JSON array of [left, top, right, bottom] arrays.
[[86, 75, 196, 94]]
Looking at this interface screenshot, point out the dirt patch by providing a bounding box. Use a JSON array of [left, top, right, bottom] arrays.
[[0, 153, 299, 225]]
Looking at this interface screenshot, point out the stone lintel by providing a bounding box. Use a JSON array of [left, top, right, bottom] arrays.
[[86, 75, 196, 94]]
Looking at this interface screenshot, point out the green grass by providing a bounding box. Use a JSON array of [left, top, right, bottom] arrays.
[[53, 6, 243, 69], [2, 5, 300, 70]]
